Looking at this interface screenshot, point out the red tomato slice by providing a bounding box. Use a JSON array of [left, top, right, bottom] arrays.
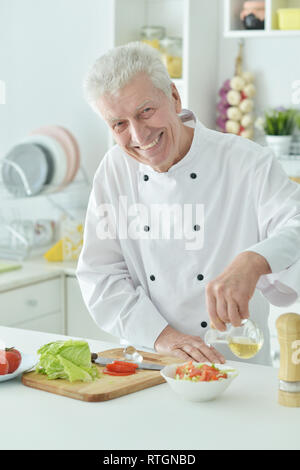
[[176, 361, 193, 375], [189, 367, 222, 381], [217, 373, 227, 379], [112, 361, 138, 369], [176, 362, 227, 382], [103, 368, 135, 376], [189, 368, 204, 377], [201, 364, 215, 371], [106, 363, 137, 373]]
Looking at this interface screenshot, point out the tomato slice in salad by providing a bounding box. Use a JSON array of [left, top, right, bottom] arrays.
[[175, 362, 228, 382]]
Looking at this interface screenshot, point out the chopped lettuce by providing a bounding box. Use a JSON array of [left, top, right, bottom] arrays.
[[36, 339, 100, 382]]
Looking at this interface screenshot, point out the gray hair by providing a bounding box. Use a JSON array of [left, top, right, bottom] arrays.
[[83, 41, 172, 111]]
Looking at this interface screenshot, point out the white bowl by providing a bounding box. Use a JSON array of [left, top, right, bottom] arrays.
[[160, 362, 239, 402]]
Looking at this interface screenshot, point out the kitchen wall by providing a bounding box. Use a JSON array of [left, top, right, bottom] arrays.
[[1, 0, 299, 226], [0, 0, 112, 223]]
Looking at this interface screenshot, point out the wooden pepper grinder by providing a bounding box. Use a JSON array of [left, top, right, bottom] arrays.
[[276, 313, 300, 407]]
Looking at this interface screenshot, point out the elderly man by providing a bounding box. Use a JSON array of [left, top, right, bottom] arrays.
[[77, 42, 300, 366]]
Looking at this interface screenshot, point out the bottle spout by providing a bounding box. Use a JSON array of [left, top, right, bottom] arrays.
[[204, 328, 229, 346]]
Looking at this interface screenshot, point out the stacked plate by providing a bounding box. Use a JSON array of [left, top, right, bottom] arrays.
[[1, 126, 80, 197]]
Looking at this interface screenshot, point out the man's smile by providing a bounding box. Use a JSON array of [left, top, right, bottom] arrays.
[[135, 131, 164, 151]]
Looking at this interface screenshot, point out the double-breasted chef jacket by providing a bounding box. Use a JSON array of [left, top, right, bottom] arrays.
[[76, 111, 300, 366]]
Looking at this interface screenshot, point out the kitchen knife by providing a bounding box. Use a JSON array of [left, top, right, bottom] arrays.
[[93, 356, 164, 371]]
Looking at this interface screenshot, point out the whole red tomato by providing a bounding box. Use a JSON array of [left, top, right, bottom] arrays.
[[5, 347, 22, 373], [0, 350, 9, 375]]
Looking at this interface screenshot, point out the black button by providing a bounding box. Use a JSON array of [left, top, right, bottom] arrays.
[[150, 275, 156, 281], [144, 175, 149, 181], [197, 274, 204, 281], [194, 224, 200, 231], [190, 173, 197, 179], [144, 225, 150, 232], [201, 321, 208, 328]]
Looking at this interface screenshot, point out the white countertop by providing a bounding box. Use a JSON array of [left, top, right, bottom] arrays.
[[0, 257, 77, 292], [1, 326, 300, 450]]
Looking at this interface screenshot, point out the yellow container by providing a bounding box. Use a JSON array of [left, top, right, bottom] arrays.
[[277, 9, 300, 30]]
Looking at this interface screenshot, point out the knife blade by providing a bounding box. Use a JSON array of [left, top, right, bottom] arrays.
[[93, 356, 164, 371]]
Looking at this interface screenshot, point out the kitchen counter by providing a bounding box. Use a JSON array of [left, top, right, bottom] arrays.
[[0, 257, 77, 292], [24, 256, 78, 276], [1, 326, 300, 450]]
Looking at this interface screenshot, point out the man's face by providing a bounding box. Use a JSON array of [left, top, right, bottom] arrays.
[[97, 73, 188, 172]]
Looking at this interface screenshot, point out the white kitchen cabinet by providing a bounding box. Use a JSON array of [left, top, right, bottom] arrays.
[[224, 0, 300, 37], [0, 277, 64, 334], [106, 0, 220, 144], [0, 262, 120, 342], [65, 276, 119, 343], [16, 311, 63, 335]]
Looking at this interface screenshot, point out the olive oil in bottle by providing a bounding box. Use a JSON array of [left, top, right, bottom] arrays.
[[228, 337, 261, 359]]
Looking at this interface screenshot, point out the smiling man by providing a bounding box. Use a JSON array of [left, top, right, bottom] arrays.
[[76, 42, 300, 365], [98, 72, 194, 173]]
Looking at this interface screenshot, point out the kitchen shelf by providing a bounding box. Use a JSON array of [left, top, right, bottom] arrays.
[[224, 0, 300, 38], [225, 28, 300, 37], [107, 0, 220, 148], [111, 0, 187, 102]]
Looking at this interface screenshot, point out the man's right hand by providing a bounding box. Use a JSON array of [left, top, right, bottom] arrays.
[[154, 325, 226, 363]]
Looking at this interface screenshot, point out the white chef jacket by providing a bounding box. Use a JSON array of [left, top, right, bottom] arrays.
[[76, 111, 300, 366]]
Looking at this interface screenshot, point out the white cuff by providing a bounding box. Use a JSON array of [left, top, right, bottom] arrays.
[[256, 259, 300, 306]]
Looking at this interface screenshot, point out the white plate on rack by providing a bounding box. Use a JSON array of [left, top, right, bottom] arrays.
[[1, 143, 49, 197], [58, 126, 80, 183], [30, 125, 80, 187], [22, 134, 68, 193], [34, 143, 55, 185]]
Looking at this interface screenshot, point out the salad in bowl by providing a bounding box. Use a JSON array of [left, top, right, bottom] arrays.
[[161, 361, 238, 402]]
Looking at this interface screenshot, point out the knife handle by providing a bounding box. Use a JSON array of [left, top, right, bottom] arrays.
[[91, 353, 98, 362]]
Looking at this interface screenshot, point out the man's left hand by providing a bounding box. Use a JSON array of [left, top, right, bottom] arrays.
[[205, 251, 271, 331]]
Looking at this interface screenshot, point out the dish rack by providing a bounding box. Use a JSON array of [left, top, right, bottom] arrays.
[[0, 160, 91, 261]]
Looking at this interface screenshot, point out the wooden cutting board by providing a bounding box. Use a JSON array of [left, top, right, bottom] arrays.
[[21, 348, 182, 402]]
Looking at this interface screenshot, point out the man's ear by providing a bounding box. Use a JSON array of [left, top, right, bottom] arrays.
[[170, 82, 182, 114]]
